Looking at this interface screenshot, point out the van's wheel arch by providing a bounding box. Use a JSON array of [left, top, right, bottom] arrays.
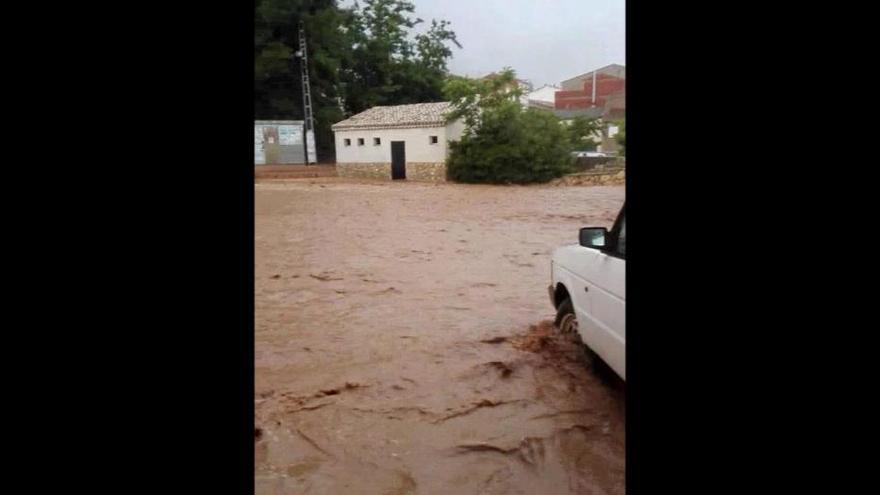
[[555, 297, 617, 381], [554, 298, 578, 335]]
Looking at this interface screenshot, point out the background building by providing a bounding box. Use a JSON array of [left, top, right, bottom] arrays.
[[551, 64, 625, 153], [555, 64, 625, 110]]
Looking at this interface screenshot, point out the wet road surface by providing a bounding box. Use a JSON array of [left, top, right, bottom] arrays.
[[255, 178, 626, 494]]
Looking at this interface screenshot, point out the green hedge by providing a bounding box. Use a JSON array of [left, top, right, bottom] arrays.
[[447, 106, 574, 184]]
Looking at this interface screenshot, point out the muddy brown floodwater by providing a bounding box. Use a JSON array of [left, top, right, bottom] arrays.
[[255, 178, 626, 494]]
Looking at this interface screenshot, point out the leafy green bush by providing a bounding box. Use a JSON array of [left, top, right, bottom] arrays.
[[444, 69, 574, 184], [615, 121, 626, 156], [566, 115, 602, 151]]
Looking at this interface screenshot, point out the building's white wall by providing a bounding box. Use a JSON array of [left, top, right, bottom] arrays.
[[445, 119, 466, 143], [335, 122, 464, 163], [527, 85, 558, 104]]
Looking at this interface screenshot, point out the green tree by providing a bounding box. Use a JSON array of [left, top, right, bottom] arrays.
[[255, 0, 460, 160], [342, 0, 461, 114], [255, 0, 355, 160], [615, 120, 626, 156], [443, 68, 524, 132], [566, 115, 602, 151], [444, 69, 573, 184]]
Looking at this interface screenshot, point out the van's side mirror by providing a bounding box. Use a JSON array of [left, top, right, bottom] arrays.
[[579, 227, 608, 249]]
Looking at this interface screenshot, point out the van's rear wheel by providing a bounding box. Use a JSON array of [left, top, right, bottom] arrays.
[[555, 298, 578, 335], [556, 298, 617, 382]]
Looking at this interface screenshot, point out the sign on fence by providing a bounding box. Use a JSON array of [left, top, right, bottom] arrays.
[[278, 125, 303, 145]]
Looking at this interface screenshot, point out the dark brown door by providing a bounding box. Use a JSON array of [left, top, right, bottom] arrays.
[[391, 141, 406, 180]]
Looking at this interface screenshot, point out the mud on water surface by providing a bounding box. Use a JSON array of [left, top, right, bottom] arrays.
[[256, 178, 626, 494]]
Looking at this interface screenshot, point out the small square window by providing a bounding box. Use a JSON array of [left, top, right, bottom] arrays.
[[344, 138, 351, 146], [358, 138, 365, 145], [429, 135, 438, 144], [374, 137, 381, 145]]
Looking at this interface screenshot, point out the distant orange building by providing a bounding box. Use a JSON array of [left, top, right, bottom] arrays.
[[554, 64, 625, 115]]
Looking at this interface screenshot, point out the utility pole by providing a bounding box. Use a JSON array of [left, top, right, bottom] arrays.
[[591, 70, 597, 107], [295, 20, 316, 164]]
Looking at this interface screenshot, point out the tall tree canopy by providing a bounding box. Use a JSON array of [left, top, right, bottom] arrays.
[[255, 0, 460, 160]]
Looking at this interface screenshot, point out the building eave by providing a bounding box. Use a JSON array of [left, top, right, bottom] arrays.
[[332, 121, 448, 132]]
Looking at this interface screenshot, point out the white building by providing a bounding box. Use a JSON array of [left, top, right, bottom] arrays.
[[525, 84, 560, 107], [331, 102, 465, 181]]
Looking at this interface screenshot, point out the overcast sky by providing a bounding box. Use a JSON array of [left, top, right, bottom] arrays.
[[341, 0, 625, 88]]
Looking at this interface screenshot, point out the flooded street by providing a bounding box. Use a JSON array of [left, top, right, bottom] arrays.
[[255, 178, 626, 494]]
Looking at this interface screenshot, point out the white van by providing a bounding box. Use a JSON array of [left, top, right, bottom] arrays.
[[548, 204, 625, 380]]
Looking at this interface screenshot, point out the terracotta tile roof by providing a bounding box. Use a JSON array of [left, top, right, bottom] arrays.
[[331, 102, 452, 131]]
